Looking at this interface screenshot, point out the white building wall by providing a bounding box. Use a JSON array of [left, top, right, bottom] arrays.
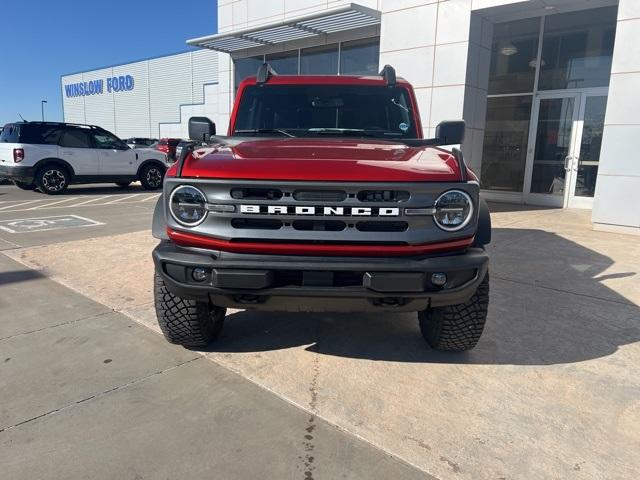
[[60, 73, 85, 124], [113, 62, 151, 137], [62, 49, 220, 140], [218, 0, 381, 33], [379, 0, 488, 170], [593, 0, 640, 234], [82, 67, 116, 133]]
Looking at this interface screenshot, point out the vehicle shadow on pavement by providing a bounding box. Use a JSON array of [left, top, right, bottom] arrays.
[[206, 228, 640, 366], [0, 269, 46, 309], [0, 268, 45, 286]]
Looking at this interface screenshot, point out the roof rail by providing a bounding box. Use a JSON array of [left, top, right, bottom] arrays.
[[256, 63, 278, 84], [21, 121, 102, 129], [379, 65, 396, 87]]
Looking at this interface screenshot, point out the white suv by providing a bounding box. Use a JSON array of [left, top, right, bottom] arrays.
[[0, 122, 172, 194]]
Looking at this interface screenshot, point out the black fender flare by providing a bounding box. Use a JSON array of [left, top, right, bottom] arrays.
[[473, 198, 491, 247], [33, 158, 76, 180], [137, 159, 167, 179], [152, 194, 169, 240]]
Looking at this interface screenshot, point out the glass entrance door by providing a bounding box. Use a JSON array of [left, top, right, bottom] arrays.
[[566, 94, 607, 208], [524, 94, 580, 206], [523, 90, 607, 207]]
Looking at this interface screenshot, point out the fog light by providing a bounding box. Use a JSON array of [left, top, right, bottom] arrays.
[[192, 268, 208, 282], [431, 272, 447, 287]]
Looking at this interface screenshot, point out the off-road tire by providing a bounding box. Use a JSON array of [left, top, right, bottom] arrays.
[[115, 181, 131, 188], [154, 272, 226, 348], [418, 273, 489, 351], [35, 165, 70, 195], [13, 181, 36, 191], [140, 164, 164, 190]]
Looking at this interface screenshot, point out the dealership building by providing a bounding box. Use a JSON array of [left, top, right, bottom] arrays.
[[62, 0, 640, 235]]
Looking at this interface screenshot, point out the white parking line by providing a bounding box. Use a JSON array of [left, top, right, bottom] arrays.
[[103, 194, 140, 204], [68, 195, 113, 207], [25, 197, 79, 210], [0, 200, 43, 211], [140, 193, 162, 202], [0, 192, 159, 213]]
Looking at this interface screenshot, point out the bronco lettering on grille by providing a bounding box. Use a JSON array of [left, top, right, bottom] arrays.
[[240, 205, 400, 216]]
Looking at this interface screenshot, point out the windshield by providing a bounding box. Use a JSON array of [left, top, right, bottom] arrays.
[[232, 84, 418, 139]]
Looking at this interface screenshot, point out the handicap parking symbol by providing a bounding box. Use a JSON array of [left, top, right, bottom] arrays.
[[0, 215, 104, 233]]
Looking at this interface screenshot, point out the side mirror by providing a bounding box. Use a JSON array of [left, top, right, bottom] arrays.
[[189, 116, 216, 142], [435, 120, 465, 145]]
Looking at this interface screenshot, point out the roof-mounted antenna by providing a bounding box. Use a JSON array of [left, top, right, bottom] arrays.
[[18, 113, 27, 122], [256, 63, 278, 85], [379, 65, 396, 87]]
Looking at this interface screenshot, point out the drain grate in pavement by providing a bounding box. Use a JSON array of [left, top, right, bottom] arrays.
[[0, 215, 104, 233]]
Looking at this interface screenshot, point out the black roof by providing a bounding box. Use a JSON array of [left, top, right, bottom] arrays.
[[4, 121, 103, 130]]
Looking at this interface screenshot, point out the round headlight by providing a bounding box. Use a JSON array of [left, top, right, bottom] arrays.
[[433, 190, 473, 231], [169, 185, 207, 227]]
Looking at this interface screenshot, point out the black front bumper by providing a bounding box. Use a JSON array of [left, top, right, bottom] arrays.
[[153, 242, 489, 313], [0, 165, 35, 184]]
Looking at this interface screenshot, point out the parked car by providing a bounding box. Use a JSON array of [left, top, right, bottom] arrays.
[[174, 139, 195, 162], [154, 138, 181, 161], [0, 121, 172, 194], [151, 65, 492, 352], [126, 137, 157, 149]]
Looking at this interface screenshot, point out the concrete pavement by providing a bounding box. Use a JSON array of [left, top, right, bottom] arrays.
[[0, 253, 429, 480]]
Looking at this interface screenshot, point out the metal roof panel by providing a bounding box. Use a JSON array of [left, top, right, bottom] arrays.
[[187, 3, 381, 53]]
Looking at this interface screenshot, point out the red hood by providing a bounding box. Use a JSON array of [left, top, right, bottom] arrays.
[[174, 138, 464, 182]]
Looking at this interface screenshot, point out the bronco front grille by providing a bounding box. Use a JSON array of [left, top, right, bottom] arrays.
[[357, 190, 410, 202], [164, 179, 479, 247], [293, 190, 347, 202], [292, 220, 346, 231], [356, 221, 408, 232]]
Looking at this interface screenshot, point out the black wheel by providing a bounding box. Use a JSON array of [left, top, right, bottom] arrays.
[[115, 181, 131, 188], [418, 273, 489, 351], [154, 272, 226, 348], [140, 164, 164, 190], [35, 165, 70, 195], [13, 180, 36, 191]]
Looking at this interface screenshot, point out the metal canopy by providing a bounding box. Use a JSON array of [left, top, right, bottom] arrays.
[[187, 3, 381, 53]]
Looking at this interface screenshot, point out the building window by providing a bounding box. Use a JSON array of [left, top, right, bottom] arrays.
[[233, 38, 380, 93], [300, 44, 339, 75], [265, 51, 299, 75], [488, 18, 541, 95], [480, 96, 533, 192], [538, 7, 617, 91], [234, 56, 264, 91], [340, 38, 380, 75], [481, 6, 617, 197]]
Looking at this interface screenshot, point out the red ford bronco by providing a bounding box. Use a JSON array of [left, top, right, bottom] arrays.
[[152, 65, 491, 351]]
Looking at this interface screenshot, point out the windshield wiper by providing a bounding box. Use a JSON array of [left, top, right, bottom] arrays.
[[234, 128, 295, 137], [307, 128, 403, 138], [390, 98, 409, 113]]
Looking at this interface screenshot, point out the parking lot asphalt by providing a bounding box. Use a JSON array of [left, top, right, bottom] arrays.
[[1, 182, 639, 479], [0, 184, 159, 249]]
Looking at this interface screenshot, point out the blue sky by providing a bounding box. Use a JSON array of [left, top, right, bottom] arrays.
[[0, 0, 217, 126]]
